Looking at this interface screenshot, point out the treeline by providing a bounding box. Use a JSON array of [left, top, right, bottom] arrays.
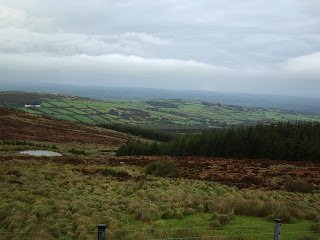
[[116, 122, 320, 161], [97, 123, 175, 142]]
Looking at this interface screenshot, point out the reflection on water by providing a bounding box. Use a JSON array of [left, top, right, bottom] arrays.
[[20, 150, 62, 157]]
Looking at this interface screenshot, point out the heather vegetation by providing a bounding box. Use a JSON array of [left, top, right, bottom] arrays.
[[2, 140, 58, 150], [68, 148, 87, 156], [145, 160, 177, 177], [117, 122, 320, 161], [0, 155, 319, 240]]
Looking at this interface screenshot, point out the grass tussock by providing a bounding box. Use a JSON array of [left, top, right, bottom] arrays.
[[145, 160, 178, 177], [285, 179, 315, 193], [0, 156, 320, 239]]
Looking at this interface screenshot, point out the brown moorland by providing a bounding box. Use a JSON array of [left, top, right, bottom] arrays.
[[107, 156, 320, 189], [1, 106, 319, 191], [0, 107, 128, 146]]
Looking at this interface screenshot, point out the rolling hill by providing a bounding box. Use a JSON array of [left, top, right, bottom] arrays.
[[0, 106, 128, 147], [1, 91, 320, 131], [3, 83, 320, 114]]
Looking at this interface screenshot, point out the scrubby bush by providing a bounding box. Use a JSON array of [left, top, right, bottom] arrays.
[[210, 211, 235, 226], [161, 209, 175, 219], [145, 160, 177, 177], [63, 157, 82, 164], [219, 213, 235, 225], [285, 179, 315, 193], [183, 207, 196, 216], [100, 168, 119, 177], [205, 198, 234, 214], [209, 219, 221, 228], [234, 199, 263, 216], [128, 202, 159, 223], [68, 148, 87, 155]]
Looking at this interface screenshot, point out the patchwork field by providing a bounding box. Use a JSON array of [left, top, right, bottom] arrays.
[[1, 92, 320, 130]]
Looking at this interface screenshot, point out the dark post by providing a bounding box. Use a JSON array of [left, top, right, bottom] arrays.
[[274, 219, 281, 240], [98, 224, 106, 240]]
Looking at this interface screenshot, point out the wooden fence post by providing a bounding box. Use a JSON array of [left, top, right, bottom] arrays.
[[98, 224, 106, 240], [274, 219, 281, 240]]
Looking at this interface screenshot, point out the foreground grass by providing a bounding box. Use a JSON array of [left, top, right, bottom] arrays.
[[1, 155, 320, 240]]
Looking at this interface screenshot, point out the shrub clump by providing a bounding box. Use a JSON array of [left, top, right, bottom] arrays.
[[100, 168, 119, 177], [210, 212, 235, 227], [128, 202, 159, 223], [161, 209, 175, 219], [285, 179, 315, 193], [63, 157, 82, 164], [145, 160, 178, 177], [68, 148, 87, 155]]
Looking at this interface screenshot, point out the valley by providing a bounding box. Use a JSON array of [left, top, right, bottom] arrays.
[[1, 92, 320, 131]]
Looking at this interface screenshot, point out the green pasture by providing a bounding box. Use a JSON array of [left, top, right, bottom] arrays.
[[40, 101, 54, 107], [11, 97, 320, 128], [54, 108, 75, 115], [49, 101, 70, 107], [67, 108, 88, 114], [52, 114, 77, 122], [39, 108, 58, 115], [18, 108, 41, 115], [72, 115, 95, 124]]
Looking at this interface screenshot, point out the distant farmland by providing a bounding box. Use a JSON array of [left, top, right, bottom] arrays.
[[1, 92, 320, 129]]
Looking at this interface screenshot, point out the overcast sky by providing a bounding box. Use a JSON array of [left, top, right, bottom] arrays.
[[0, 0, 320, 97]]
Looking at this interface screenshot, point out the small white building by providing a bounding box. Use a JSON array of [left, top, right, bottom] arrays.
[[25, 104, 41, 108]]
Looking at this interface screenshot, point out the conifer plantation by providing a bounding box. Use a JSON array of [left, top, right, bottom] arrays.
[[117, 122, 320, 161], [98, 123, 175, 142]]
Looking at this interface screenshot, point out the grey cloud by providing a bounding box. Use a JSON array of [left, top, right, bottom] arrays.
[[0, 0, 319, 97], [0, 51, 319, 97], [0, 6, 171, 56], [0, 28, 169, 56], [0, 6, 55, 31], [282, 51, 320, 81]]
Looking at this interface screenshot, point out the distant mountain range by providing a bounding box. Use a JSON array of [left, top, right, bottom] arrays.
[[1, 82, 320, 114]]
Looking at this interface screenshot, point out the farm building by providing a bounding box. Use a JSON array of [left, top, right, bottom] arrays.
[[25, 104, 41, 108]]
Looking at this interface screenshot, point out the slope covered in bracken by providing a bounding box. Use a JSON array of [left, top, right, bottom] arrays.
[[0, 107, 128, 146]]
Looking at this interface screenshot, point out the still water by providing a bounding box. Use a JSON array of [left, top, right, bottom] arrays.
[[20, 150, 62, 157]]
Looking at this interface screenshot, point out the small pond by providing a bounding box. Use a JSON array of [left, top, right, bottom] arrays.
[[20, 150, 62, 157]]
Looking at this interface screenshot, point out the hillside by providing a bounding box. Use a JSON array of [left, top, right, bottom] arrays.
[[1, 105, 320, 240], [3, 83, 320, 114], [0, 107, 128, 147], [1, 91, 320, 130]]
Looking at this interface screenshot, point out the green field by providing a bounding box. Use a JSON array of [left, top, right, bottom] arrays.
[[2, 92, 320, 128]]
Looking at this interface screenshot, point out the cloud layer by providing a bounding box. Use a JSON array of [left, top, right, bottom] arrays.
[[0, 1, 319, 97]]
